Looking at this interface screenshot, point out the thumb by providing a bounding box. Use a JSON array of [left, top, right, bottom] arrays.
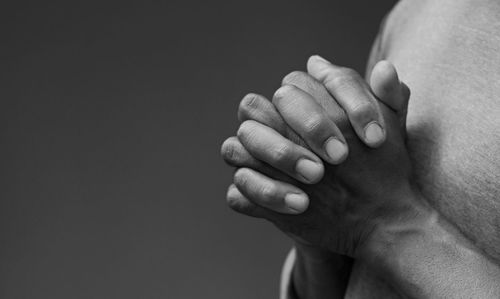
[[369, 60, 410, 135]]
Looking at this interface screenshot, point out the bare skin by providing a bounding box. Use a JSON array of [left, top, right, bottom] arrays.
[[221, 56, 500, 298], [223, 59, 409, 297]]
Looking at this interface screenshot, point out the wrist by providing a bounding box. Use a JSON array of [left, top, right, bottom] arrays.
[[359, 194, 500, 298], [359, 186, 464, 296], [359, 188, 439, 271]]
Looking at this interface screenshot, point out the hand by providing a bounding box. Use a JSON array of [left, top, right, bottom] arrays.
[[222, 57, 424, 258], [222, 58, 398, 297], [222, 58, 408, 213]]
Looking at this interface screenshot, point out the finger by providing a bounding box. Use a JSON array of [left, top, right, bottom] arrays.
[[307, 55, 386, 148], [237, 92, 308, 153], [221, 136, 262, 168], [237, 93, 287, 135], [282, 71, 349, 131], [220, 136, 294, 183], [226, 184, 272, 218], [272, 84, 349, 165], [234, 168, 309, 214], [369, 61, 411, 135], [237, 120, 324, 184], [369, 60, 407, 112]]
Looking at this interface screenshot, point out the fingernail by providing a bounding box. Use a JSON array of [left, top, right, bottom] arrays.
[[364, 122, 385, 146], [295, 159, 323, 183], [325, 138, 348, 164], [311, 55, 330, 64], [284, 193, 309, 213]]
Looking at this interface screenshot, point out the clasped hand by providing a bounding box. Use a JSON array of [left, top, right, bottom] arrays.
[[221, 55, 429, 258]]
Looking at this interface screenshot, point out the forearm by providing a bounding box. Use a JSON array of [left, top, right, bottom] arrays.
[[366, 192, 500, 299], [292, 243, 353, 299]]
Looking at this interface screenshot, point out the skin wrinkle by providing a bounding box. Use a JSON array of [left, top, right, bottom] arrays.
[[346, 0, 500, 297]]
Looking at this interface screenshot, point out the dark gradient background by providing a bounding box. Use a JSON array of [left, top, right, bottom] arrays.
[[1, 1, 395, 298]]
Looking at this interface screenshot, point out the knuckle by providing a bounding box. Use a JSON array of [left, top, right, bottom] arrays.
[[303, 114, 324, 134], [326, 68, 358, 90], [327, 74, 353, 90], [338, 67, 359, 79], [260, 184, 277, 203], [350, 102, 375, 121], [270, 144, 290, 163]]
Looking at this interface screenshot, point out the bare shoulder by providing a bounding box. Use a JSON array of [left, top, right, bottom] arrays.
[[388, 0, 500, 261], [348, 1, 500, 297]]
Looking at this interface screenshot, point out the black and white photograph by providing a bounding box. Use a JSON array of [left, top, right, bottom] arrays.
[[2, 0, 500, 298]]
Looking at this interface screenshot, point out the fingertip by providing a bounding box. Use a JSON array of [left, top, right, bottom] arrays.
[[226, 183, 240, 199], [220, 137, 241, 166], [284, 193, 309, 214], [220, 137, 229, 156], [307, 55, 332, 77], [273, 84, 295, 100], [371, 60, 399, 91], [308, 54, 330, 65], [237, 93, 259, 121], [324, 137, 349, 165], [226, 184, 267, 218], [374, 60, 397, 76], [295, 158, 324, 184], [371, 61, 407, 113], [220, 136, 235, 156], [226, 184, 243, 208], [236, 119, 256, 141], [364, 121, 386, 148]]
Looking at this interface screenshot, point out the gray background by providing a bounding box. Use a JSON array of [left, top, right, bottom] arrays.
[[1, 0, 395, 298]]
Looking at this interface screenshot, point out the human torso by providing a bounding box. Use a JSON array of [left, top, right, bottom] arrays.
[[348, 0, 500, 297]]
